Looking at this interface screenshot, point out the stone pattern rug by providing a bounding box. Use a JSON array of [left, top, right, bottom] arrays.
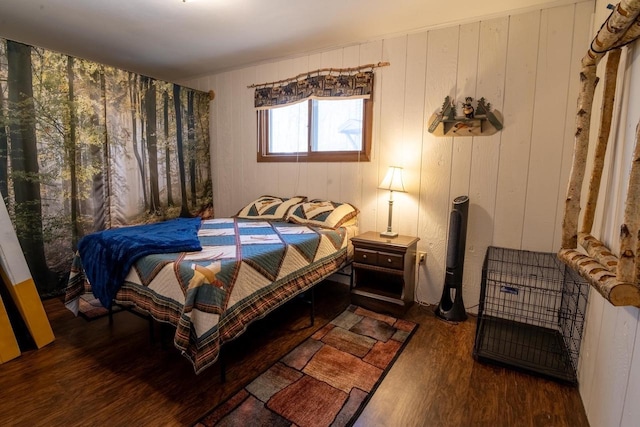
[[195, 305, 417, 427]]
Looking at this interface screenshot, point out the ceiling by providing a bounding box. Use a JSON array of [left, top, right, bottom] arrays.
[[0, 0, 584, 82]]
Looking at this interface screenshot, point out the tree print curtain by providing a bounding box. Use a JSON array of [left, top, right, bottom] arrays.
[[0, 39, 212, 297]]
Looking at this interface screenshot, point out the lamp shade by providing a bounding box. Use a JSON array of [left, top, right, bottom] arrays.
[[379, 166, 406, 192]]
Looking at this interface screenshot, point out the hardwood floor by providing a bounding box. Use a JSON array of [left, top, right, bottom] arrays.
[[0, 281, 589, 426]]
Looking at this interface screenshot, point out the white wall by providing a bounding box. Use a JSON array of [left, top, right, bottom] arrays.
[[181, 1, 594, 312], [576, 1, 640, 426]]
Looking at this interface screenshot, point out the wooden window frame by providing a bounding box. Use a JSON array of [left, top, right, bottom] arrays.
[[257, 99, 373, 162]]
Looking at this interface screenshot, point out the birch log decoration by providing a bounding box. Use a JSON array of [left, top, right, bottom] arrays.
[[587, 1, 640, 63], [561, 56, 599, 248], [558, 1, 640, 307], [617, 122, 640, 283], [562, 0, 640, 249], [581, 49, 622, 234], [610, 15, 640, 47], [559, 248, 640, 306], [579, 232, 619, 273]]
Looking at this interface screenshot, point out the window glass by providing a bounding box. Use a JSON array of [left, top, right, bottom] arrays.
[[269, 102, 308, 153], [313, 99, 363, 152]]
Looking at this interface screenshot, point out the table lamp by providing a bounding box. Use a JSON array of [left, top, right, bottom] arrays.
[[379, 166, 406, 238]]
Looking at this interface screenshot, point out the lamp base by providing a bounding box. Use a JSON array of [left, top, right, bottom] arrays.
[[380, 231, 399, 238]]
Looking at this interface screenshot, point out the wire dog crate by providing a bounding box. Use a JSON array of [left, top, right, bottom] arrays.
[[473, 246, 589, 384]]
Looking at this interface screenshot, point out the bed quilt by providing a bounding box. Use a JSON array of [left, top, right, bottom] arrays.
[[65, 218, 349, 374]]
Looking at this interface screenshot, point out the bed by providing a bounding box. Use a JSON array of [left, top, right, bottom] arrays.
[[64, 196, 358, 374]]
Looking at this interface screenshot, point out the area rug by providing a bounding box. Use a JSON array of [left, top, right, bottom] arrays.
[[195, 305, 417, 427]]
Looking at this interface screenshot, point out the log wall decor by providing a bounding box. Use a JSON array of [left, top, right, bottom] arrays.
[[559, 0, 640, 307]]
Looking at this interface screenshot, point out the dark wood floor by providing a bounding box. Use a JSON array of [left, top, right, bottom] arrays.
[[0, 281, 589, 427]]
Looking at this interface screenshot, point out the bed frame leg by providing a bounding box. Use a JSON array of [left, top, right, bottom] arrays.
[[148, 317, 155, 344], [220, 350, 226, 383], [310, 287, 315, 327], [108, 305, 114, 325]]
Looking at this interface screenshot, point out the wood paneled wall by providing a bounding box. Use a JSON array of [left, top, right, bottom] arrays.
[[182, 1, 593, 310]]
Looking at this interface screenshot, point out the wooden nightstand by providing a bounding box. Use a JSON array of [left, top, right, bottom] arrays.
[[350, 231, 419, 317]]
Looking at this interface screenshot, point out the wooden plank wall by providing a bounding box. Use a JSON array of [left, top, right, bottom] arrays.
[[183, 1, 593, 312]]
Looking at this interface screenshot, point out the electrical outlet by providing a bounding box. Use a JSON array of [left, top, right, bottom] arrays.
[[418, 251, 426, 264]]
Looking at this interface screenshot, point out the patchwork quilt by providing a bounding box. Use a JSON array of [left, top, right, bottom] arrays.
[[65, 218, 352, 374]]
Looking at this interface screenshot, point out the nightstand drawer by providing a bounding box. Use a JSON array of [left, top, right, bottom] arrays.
[[376, 251, 403, 269], [354, 248, 379, 265], [354, 248, 403, 269]]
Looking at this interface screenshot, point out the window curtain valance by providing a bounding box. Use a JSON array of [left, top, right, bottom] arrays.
[[254, 70, 374, 109], [251, 62, 390, 109]]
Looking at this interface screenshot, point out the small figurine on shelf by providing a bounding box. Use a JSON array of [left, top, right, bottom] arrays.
[[461, 97, 475, 119]]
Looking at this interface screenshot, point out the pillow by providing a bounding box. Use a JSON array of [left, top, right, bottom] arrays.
[[286, 199, 359, 229], [236, 195, 306, 220]]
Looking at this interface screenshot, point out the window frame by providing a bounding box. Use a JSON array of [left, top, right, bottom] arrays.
[[257, 98, 373, 163]]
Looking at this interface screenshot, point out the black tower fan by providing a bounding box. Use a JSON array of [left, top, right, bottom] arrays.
[[435, 195, 469, 322]]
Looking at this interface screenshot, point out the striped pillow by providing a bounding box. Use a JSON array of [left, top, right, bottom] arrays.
[[286, 199, 359, 229], [236, 195, 307, 220]]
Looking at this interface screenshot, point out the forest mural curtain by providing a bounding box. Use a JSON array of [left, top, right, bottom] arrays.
[[0, 39, 212, 297]]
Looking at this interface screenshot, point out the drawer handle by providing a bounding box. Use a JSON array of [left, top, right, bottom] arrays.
[[387, 258, 392, 263], [362, 254, 367, 259]]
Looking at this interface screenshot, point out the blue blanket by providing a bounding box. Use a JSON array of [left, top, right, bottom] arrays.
[[78, 217, 202, 309]]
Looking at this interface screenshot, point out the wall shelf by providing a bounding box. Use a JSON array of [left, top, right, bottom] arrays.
[[428, 96, 503, 137]]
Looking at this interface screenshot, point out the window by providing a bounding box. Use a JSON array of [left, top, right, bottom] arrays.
[[257, 98, 372, 162], [253, 68, 377, 162]]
